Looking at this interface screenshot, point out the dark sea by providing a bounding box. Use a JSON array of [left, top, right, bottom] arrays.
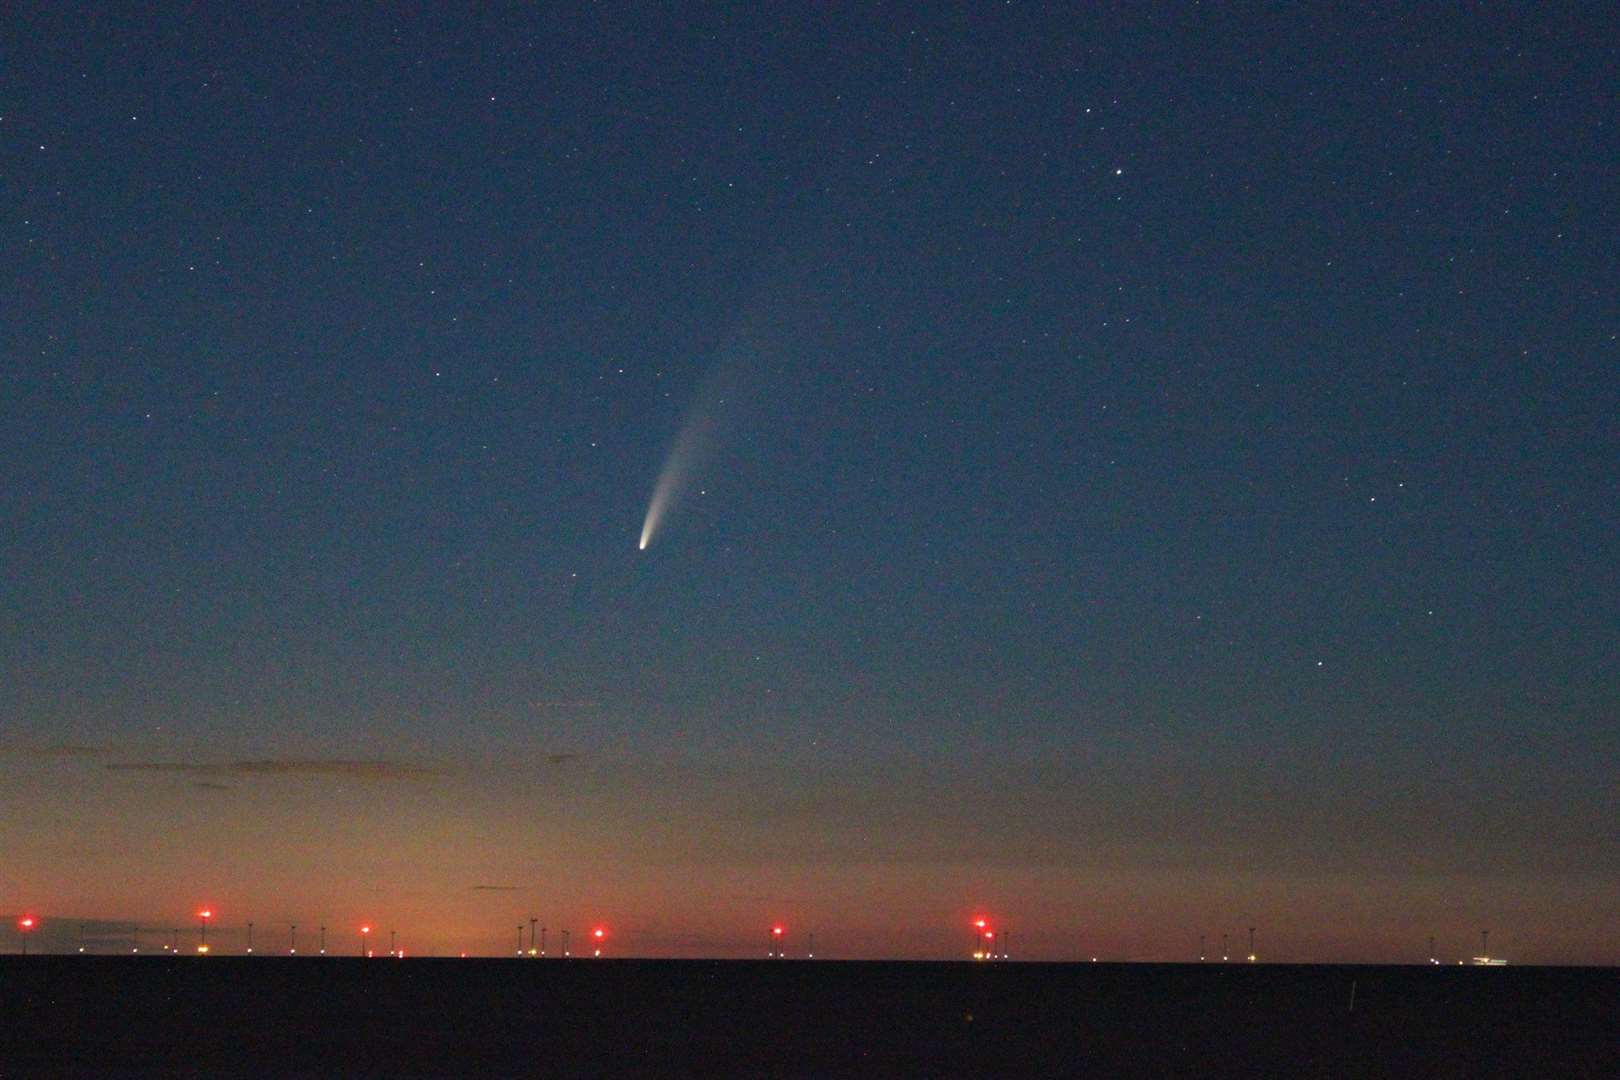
[[1, 957, 1615, 1077]]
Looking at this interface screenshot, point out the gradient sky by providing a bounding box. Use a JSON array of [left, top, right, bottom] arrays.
[[3, 5, 1617, 962]]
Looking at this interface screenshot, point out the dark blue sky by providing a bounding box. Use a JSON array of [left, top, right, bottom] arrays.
[[3, 4, 1616, 960]]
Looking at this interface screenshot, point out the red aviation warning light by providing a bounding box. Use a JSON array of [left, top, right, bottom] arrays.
[[971, 918, 993, 960]]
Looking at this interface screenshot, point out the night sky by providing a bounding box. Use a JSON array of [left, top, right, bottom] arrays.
[[4, 5, 1617, 962]]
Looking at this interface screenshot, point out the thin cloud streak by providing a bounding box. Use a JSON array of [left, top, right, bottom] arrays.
[[106, 759, 442, 781], [8, 743, 109, 758]]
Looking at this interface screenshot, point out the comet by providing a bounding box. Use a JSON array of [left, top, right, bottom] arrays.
[[638, 328, 763, 550], [638, 411, 716, 551], [636, 264, 797, 549]]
